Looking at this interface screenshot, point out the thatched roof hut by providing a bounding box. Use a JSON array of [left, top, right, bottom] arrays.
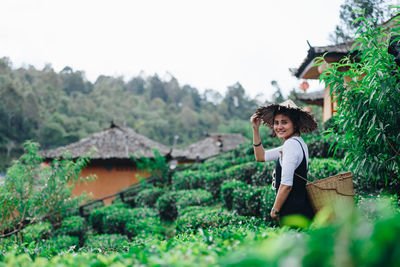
[[290, 41, 355, 80], [172, 133, 249, 161], [291, 14, 400, 80], [40, 123, 171, 160]]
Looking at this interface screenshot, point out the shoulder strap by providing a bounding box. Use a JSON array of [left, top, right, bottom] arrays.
[[291, 138, 318, 182], [292, 138, 305, 156], [292, 138, 307, 168]]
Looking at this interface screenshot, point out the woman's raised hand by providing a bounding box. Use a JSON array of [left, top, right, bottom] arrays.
[[250, 114, 261, 129]]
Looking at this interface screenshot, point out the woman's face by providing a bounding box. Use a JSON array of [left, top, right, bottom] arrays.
[[273, 114, 295, 141]]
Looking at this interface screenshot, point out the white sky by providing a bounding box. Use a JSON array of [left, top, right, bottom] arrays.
[[0, 0, 344, 100]]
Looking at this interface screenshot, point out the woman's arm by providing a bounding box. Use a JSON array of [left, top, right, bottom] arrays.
[[270, 184, 292, 220], [250, 114, 265, 161]]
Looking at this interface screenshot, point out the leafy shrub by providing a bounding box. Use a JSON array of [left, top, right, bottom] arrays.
[[156, 189, 213, 221], [172, 170, 205, 190], [319, 15, 400, 189], [251, 161, 275, 186], [125, 217, 164, 238], [155, 191, 179, 221], [304, 131, 345, 159], [225, 162, 260, 184], [260, 186, 276, 219], [90, 205, 159, 236], [309, 158, 347, 180], [201, 157, 252, 172], [221, 197, 400, 267], [101, 206, 134, 234], [134, 187, 164, 208], [232, 186, 266, 217], [22, 222, 52, 244], [204, 171, 226, 199], [176, 206, 266, 233], [40, 235, 79, 256], [82, 234, 129, 253], [55, 216, 86, 240], [155, 191, 178, 221], [221, 180, 248, 210], [0, 142, 90, 232], [132, 149, 170, 186], [130, 207, 159, 219], [88, 203, 130, 233]]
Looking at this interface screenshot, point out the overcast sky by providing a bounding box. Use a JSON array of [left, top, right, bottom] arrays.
[[0, 0, 344, 100]]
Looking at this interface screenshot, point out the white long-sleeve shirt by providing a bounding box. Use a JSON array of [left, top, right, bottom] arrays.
[[264, 136, 309, 186]]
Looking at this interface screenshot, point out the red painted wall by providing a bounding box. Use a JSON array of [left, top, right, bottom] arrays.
[[73, 162, 150, 205]]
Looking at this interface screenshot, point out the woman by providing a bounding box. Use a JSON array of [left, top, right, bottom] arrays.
[[250, 100, 317, 222]]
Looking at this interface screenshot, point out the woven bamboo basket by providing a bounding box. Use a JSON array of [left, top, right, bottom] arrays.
[[305, 172, 354, 213]]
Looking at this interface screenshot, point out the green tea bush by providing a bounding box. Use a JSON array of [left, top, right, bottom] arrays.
[[171, 170, 205, 190], [125, 207, 161, 236], [204, 171, 227, 199], [155, 191, 178, 221], [175, 206, 267, 233], [40, 235, 79, 257], [156, 189, 213, 221], [225, 162, 261, 184], [88, 203, 130, 233], [304, 129, 345, 159], [82, 234, 129, 253], [101, 206, 134, 234], [200, 158, 234, 172], [261, 186, 276, 219], [232, 186, 267, 217], [175, 189, 212, 214], [251, 161, 275, 186], [309, 158, 347, 180], [201, 157, 252, 172], [54, 216, 86, 240], [134, 187, 164, 208], [221, 180, 248, 210], [22, 222, 52, 244], [130, 207, 159, 219], [125, 217, 164, 238], [221, 198, 400, 267]]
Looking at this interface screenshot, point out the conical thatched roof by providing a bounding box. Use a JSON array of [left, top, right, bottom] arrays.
[[40, 124, 171, 159], [172, 133, 249, 161]]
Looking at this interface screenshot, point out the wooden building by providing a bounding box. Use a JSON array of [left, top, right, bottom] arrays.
[[41, 123, 171, 205], [291, 14, 400, 122], [41, 123, 249, 205], [290, 41, 355, 122]]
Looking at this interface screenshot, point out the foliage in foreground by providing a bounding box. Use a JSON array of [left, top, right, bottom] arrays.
[[319, 14, 400, 191], [1, 197, 400, 266], [0, 142, 91, 234]]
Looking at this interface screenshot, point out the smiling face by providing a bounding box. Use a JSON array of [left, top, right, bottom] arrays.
[[273, 114, 296, 141]]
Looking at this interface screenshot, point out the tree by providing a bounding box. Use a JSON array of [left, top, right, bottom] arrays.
[[271, 80, 285, 103], [320, 15, 400, 190], [148, 75, 168, 102], [0, 142, 90, 235], [221, 82, 257, 120], [0, 83, 37, 143], [330, 0, 396, 44], [60, 67, 91, 95], [126, 76, 146, 95]]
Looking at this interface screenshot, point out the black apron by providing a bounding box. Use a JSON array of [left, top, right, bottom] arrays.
[[275, 138, 314, 219]]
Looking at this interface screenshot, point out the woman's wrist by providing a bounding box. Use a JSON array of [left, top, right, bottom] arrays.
[[253, 141, 262, 147], [271, 207, 280, 215]]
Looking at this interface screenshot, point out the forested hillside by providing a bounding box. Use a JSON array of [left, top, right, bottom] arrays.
[[1, 57, 292, 171]]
